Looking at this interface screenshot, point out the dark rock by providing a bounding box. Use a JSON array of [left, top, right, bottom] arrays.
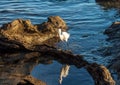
[[104, 21, 120, 85], [104, 21, 120, 58], [109, 60, 120, 76], [104, 22, 120, 40], [96, 0, 120, 9]]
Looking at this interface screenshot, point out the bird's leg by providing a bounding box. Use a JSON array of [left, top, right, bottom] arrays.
[[61, 41, 66, 50], [62, 41, 66, 50], [57, 41, 64, 50], [66, 41, 70, 51], [59, 41, 70, 51], [66, 42, 69, 50], [63, 41, 68, 51]]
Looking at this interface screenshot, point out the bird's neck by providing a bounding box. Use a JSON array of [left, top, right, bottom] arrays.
[[58, 29, 62, 35]]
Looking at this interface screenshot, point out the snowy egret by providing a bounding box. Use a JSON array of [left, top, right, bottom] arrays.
[[58, 28, 70, 50], [58, 28, 70, 42]]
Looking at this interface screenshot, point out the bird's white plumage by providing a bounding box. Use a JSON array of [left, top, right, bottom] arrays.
[[58, 29, 70, 42]]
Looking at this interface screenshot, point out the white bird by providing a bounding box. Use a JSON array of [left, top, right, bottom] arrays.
[[58, 28, 70, 42]]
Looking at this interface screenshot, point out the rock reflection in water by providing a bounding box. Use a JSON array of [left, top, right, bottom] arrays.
[[0, 52, 47, 85], [0, 50, 88, 85], [31, 62, 94, 85], [0, 50, 115, 85]]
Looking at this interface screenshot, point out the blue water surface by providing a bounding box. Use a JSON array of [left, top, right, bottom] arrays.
[[31, 61, 94, 85]]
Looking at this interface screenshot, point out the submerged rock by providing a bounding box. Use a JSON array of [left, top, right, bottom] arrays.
[[0, 16, 67, 51], [104, 22, 120, 40]]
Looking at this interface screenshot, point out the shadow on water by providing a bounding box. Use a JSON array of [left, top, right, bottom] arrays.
[[0, 52, 94, 85]]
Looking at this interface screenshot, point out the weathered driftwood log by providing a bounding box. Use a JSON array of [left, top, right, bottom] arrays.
[[86, 63, 115, 85], [0, 16, 67, 51]]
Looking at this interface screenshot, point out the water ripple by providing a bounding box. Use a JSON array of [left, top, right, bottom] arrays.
[[0, 0, 120, 84]]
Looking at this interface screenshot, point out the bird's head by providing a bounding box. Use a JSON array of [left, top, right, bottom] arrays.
[[58, 28, 61, 31]]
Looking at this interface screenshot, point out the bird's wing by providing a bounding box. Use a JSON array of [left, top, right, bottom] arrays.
[[62, 32, 70, 39]]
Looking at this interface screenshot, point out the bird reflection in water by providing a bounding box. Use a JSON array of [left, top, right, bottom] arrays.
[[59, 64, 70, 84]]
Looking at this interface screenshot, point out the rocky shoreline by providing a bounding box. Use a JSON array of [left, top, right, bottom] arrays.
[[104, 22, 120, 85], [0, 16, 115, 85]]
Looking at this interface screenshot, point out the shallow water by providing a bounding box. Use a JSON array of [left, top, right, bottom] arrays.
[[0, 0, 120, 85]]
